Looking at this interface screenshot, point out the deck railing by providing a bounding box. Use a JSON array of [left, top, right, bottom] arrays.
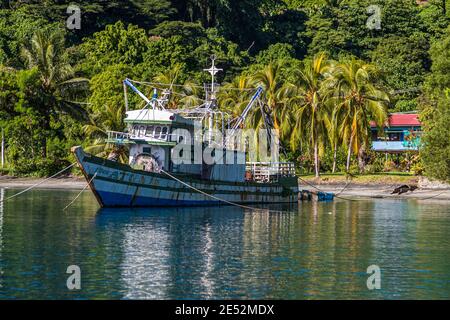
[[246, 162, 296, 183], [107, 131, 131, 142], [106, 131, 186, 144]]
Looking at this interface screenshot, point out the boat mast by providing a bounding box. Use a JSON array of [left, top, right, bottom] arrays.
[[204, 55, 222, 142], [204, 54, 222, 107]]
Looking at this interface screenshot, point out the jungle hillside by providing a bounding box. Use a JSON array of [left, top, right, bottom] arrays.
[[0, 0, 449, 182]]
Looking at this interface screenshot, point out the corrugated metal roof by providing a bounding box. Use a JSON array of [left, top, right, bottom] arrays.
[[371, 113, 421, 128]]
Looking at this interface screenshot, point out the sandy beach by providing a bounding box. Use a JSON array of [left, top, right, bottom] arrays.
[[299, 183, 450, 201], [0, 175, 449, 201], [0, 176, 87, 190]]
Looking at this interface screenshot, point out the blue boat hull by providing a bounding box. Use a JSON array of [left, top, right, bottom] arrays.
[[72, 147, 299, 208], [96, 190, 221, 207]]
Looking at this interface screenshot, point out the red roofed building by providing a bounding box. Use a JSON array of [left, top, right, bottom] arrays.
[[370, 113, 422, 153], [370, 113, 421, 128]]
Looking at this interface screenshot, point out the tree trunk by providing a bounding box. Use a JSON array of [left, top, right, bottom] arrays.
[[332, 141, 337, 173], [314, 140, 320, 178], [41, 114, 50, 159], [41, 137, 47, 159], [346, 135, 354, 172], [357, 145, 366, 173]]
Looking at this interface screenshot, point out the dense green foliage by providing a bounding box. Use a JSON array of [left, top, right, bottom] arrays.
[[0, 0, 448, 179], [420, 26, 450, 182]]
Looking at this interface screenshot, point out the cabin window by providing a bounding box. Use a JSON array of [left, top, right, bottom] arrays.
[[143, 147, 151, 154], [161, 127, 168, 140], [155, 126, 162, 139], [139, 126, 146, 137], [145, 125, 154, 137], [132, 125, 139, 136]]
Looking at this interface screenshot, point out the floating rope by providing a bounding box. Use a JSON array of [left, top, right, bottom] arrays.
[[0, 162, 77, 204], [160, 169, 285, 213], [63, 172, 97, 211]]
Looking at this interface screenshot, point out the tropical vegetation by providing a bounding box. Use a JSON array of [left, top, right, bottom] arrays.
[[0, 0, 448, 181]]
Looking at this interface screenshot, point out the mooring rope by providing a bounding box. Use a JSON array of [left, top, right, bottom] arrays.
[[63, 172, 97, 211], [160, 169, 286, 213], [296, 175, 356, 202], [417, 191, 447, 201], [296, 175, 449, 201], [0, 162, 77, 204], [334, 179, 352, 196]]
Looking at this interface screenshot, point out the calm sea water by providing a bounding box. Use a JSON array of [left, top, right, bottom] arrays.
[[0, 187, 449, 300]]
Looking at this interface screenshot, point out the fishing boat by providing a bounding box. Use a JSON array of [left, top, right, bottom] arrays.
[[73, 57, 299, 207]]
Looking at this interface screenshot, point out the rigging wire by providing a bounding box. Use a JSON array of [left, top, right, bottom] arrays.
[[127, 79, 258, 92]]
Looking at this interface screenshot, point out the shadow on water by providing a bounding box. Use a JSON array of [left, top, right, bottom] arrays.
[[0, 188, 449, 299]]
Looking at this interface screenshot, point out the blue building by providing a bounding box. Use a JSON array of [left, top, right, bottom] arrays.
[[371, 113, 421, 153]]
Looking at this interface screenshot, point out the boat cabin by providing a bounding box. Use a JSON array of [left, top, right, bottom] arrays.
[[107, 108, 250, 182], [105, 57, 296, 185]]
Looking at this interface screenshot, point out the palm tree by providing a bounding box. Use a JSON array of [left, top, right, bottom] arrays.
[[219, 74, 256, 129], [83, 102, 128, 163], [253, 62, 294, 132], [331, 58, 389, 172], [286, 53, 332, 178], [324, 0, 347, 7], [21, 29, 88, 158], [323, 101, 343, 173], [178, 80, 204, 109], [151, 64, 203, 109]]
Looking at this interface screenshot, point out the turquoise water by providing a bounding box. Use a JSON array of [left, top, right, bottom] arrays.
[[0, 188, 449, 300]]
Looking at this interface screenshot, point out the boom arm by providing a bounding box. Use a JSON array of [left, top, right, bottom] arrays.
[[124, 78, 151, 104], [230, 86, 263, 133], [225, 86, 264, 146]]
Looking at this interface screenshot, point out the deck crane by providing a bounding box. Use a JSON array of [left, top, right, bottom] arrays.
[[123, 78, 168, 111]]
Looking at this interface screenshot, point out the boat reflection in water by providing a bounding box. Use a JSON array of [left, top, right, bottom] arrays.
[[95, 202, 381, 299], [1, 189, 448, 300], [94, 199, 450, 300], [95, 206, 291, 299]]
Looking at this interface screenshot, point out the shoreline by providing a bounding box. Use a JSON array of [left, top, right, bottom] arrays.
[[0, 176, 87, 190], [1, 176, 449, 201], [299, 184, 450, 201]]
